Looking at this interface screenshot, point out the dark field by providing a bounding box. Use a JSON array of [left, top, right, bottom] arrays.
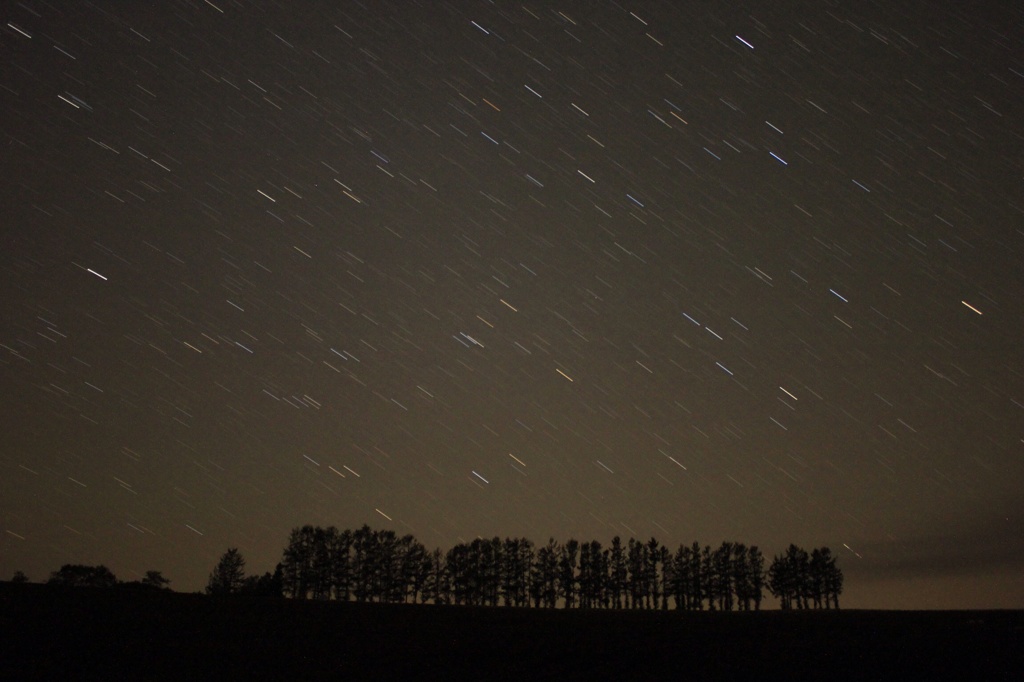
[[1, 584, 1021, 681]]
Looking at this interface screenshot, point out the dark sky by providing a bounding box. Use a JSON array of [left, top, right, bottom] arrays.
[[2, 1, 1022, 608]]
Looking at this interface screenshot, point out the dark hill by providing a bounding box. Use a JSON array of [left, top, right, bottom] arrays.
[[1, 583, 1020, 680]]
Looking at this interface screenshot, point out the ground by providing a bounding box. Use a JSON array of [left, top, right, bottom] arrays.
[[1, 583, 1020, 680]]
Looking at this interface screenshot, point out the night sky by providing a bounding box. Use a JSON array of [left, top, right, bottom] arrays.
[[2, 1, 1022, 609]]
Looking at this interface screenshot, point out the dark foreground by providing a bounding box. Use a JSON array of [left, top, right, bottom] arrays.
[[1, 584, 1021, 681]]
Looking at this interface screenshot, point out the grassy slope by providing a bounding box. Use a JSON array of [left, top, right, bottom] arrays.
[[1, 583, 1021, 681]]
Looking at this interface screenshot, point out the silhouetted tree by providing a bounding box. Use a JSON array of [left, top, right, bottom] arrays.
[[557, 539, 579, 608], [792, 545, 811, 609], [450, 539, 477, 606], [730, 543, 750, 610], [351, 525, 377, 602], [669, 543, 697, 610], [713, 542, 734, 611], [809, 548, 827, 608], [768, 544, 812, 609], [280, 525, 315, 599], [608, 536, 627, 609], [577, 540, 606, 608], [11, 570, 29, 584], [692, 540, 708, 606], [768, 549, 791, 609], [472, 537, 502, 607], [824, 552, 843, 609], [501, 537, 532, 607], [668, 544, 686, 609], [626, 538, 647, 609], [747, 546, 766, 610], [531, 538, 559, 608], [48, 564, 117, 588], [311, 526, 337, 600], [375, 530, 402, 603], [206, 548, 246, 595], [809, 547, 843, 609], [329, 528, 353, 601], [401, 536, 430, 604], [645, 538, 663, 610], [658, 545, 671, 610], [597, 546, 611, 608], [267, 564, 285, 597], [141, 570, 171, 589], [446, 542, 471, 605], [701, 544, 717, 610], [422, 548, 448, 605]]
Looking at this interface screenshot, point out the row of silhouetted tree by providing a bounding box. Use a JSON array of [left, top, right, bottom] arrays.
[[240, 525, 843, 610], [9, 528, 843, 610]]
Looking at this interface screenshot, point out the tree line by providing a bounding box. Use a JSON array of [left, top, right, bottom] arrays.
[[8, 526, 843, 611], [205, 525, 842, 610]]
